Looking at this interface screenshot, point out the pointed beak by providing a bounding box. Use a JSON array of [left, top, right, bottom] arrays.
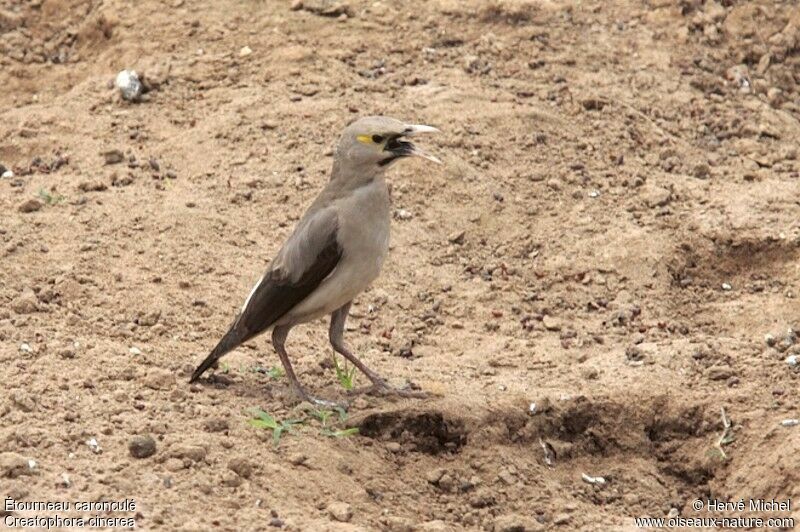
[[392, 124, 442, 164], [404, 124, 440, 136]]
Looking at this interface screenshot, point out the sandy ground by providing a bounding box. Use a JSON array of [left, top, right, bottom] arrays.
[[2, 0, 800, 530]]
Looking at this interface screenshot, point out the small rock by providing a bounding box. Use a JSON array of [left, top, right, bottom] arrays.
[[426, 468, 446, 485], [164, 458, 184, 472], [786, 355, 798, 368], [239, 46, 253, 57], [221, 470, 242, 487], [385, 442, 401, 453], [288, 453, 307, 466], [721, 282, 732, 291], [448, 230, 466, 245], [102, 149, 125, 165], [144, 369, 174, 390], [552, 513, 571, 525], [383, 516, 415, 532], [228, 457, 253, 478], [581, 473, 606, 485], [494, 513, 544, 532], [393, 209, 413, 220], [642, 185, 672, 208], [128, 435, 157, 459], [767, 87, 784, 107], [780, 419, 799, 427], [78, 180, 108, 192], [692, 163, 710, 179], [546, 178, 561, 190], [290, 0, 303, 10], [327, 501, 353, 522], [115, 70, 143, 101], [765, 333, 776, 347], [497, 469, 516, 485], [542, 315, 561, 331], [463, 55, 481, 72], [169, 444, 207, 463], [12, 290, 38, 314], [707, 365, 734, 380], [437, 473, 456, 491], [18, 199, 43, 213], [204, 418, 229, 432], [581, 98, 606, 111], [86, 438, 102, 454]]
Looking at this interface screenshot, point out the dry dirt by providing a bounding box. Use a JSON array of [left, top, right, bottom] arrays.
[[2, 0, 800, 530]]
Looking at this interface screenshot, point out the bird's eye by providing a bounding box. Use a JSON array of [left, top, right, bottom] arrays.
[[372, 134, 384, 143]]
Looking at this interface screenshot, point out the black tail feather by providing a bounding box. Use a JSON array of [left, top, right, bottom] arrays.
[[189, 329, 244, 382]]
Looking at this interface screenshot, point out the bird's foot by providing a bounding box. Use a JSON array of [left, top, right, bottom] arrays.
[[349, 380, 427, 399]]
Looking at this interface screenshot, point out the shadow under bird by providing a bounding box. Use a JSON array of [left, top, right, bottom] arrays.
[[190, 116, 441, 405]]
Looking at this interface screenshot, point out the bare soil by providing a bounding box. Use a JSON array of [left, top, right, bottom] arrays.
[[1, 0, 800, 530]]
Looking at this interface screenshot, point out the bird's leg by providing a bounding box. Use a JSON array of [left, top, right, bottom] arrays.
[[329, 302, 426, 398], [272, 325, 341, 408]]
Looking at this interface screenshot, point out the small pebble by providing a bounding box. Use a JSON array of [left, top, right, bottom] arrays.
[[786, 355, 798, 368], [239, 46, 253, 57], [393, 209, 413, 220], [385, 442, 401, 453], [102, 149, 125, 165], [2, 170, 13, 179], [721, 282, 732, 291], [553, 513, 571, 525], [86, 438, 102, 454], [581, 473, 606, 485], [780, 419, 799, 427], [327, 502, 353, 523], [289, 453, 307, 466], [128, 435, 157, 458], [115, 70, 143, 102], [18, 199, 43, 213]]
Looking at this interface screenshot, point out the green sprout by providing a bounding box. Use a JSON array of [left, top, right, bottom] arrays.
[[332, 355, 356, 390], [38, 188, 64, 205], [266, 366, 285, 380], [321, 427, 359, 438], [311, 407, 355, 438], [251, 365, 285, 380], [247, 408, 302, 447]]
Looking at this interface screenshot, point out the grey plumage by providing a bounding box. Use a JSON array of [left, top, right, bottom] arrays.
[[190, 116, 440, 405]]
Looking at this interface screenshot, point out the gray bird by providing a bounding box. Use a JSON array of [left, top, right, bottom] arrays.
[[190, 116, 441, 405]]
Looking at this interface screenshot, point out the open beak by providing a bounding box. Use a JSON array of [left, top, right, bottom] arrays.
[[385, 124, 442, 165]]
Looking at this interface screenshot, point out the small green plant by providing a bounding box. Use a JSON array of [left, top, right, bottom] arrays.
[[332, 355, 356, 390], [220, 362, 230, 374], [266, 365, 285, 380], [251, 365, 285, 380], [311, 407, 355, 438], [321, 427, 359, 438], [38, 188, 64, 205], [247, 408, 301, 446]]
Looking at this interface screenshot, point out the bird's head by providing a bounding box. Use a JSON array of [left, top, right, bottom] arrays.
[[334, 116, 441, 176]]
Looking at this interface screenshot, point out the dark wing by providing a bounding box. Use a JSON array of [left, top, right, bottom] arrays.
[[190, 208, 341, 382]]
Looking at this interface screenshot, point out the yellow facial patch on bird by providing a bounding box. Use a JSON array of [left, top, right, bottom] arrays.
[[357, 134, 386, 145]]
